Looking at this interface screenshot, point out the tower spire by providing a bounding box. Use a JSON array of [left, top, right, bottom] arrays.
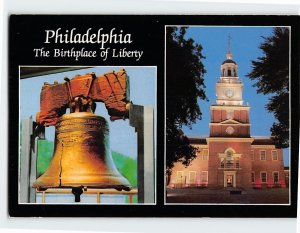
[[226, 34, 233, 60], [227, 34, 231, 54]]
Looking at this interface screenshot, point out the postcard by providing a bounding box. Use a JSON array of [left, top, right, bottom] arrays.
[[8, 15, 299, 217]]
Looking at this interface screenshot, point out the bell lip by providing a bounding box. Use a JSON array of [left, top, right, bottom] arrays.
[[33, 177, 132, 191], [33, 185, 132, 192]]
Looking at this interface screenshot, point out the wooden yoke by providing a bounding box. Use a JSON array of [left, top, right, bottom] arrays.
[[36, 68, 130, 127]]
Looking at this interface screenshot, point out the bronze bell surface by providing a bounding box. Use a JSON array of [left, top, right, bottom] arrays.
[[33, 111, 131, 191]]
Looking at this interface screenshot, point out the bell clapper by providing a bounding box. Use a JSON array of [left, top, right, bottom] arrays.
[[72, 187, 84, 202], [36, 187, 47, 192]]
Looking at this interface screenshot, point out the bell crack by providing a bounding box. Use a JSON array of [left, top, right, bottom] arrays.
[[59, 142, 63, 187]]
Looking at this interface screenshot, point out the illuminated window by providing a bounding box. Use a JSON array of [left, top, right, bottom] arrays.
[[272, 150, 278, 161], [260, 150, 266, 160], [202, 149, 209, 160], [235, 159, 240, 169], [189, 171, 196, 184], [201, 171, 208, 183], [261, 172, 267, 183], [251, 172, 255, 183], [176, 171, 184, 184], [273, 172, 279, 183], [250, 150, 254, 160], [226, 150, 234, 168]]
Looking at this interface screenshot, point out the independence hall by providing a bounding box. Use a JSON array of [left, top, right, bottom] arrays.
[[169, 49, 286, 189]]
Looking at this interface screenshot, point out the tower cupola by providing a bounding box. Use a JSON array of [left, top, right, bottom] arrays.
[[221, 35, 238, 78], [216, 37, 244, 106]]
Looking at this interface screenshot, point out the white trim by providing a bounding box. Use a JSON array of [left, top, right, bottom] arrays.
[[190, 144, 208, 149], [251, 145, 276, 149], [201, 171, 208, 183], [259, 150, 267, 161], [272, 150, 278, 161], [188, 171, 197, 184], [202, 149, 209, 160], [216, 119, 243, 124], [206, 137, 254, 143], [273, 171, 279, 183], [210, 105, 250, 110], [176, 171, 184, 184], [224, 147, 236, 154], [260, 171, 267, 183], [209, 122, 251, 126], [223, 171, 236, 188]]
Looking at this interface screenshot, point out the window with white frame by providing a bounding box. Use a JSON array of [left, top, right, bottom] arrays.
[[235, 159, 240, 169], [261, 172, 267, 183], [189, 171, 196, 184], [202, 149, 209, 160], [251, 172, 255, 183], [225, 150, 234, 168], [260, 150, 266, 160], [250, 150, 254, 160], [272, 150, 278, 161], [220, 158, 225, 168], [201, 171, 208, 183], [273, 171, 279, 183], [176, 171, 184, 183]]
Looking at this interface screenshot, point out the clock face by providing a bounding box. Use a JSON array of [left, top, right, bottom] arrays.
[[225, 89, 234, 98], [226, 126, 235, 135]]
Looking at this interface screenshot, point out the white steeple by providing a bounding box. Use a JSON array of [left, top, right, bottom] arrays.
[[216, 38, 244, 106]]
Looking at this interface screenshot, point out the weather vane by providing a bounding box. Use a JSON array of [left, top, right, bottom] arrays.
[[227, 34, 232, 54]]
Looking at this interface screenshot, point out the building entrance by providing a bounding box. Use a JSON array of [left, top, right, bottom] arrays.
[[226, 175, 233, 187], [224, 171, 236, 188]]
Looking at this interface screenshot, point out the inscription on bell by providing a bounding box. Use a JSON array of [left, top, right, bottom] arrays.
[[57, 117, 108, 133], [57, 118, 105, 126]]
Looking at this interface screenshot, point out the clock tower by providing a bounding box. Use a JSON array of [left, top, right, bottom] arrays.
[[169, 39, 286, 191], [207, 44, 253, 188], [210, 49, 250, 138]]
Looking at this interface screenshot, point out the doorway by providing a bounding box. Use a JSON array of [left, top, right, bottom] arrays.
[[224, 171, 236, 188], [226, 175, 233, 187]]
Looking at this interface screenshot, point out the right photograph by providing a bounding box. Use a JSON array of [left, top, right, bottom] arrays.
[[165, 26, 290, 204]]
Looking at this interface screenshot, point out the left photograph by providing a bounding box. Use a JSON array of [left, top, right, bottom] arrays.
[[19, 66, 156, 204]]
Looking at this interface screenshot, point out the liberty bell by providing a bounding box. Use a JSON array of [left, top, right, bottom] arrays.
[[33, 69, 131, 198]]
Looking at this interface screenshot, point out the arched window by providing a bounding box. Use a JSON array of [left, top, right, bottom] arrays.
[[226, 150, 234, 168], [233, 69, 237, 77], [228, 69, 232, 76], [220, 148, 240, 169]]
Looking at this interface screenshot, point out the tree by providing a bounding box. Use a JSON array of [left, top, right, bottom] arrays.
[[166, 27, 207, 174], [247, 27, 289, 148]]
